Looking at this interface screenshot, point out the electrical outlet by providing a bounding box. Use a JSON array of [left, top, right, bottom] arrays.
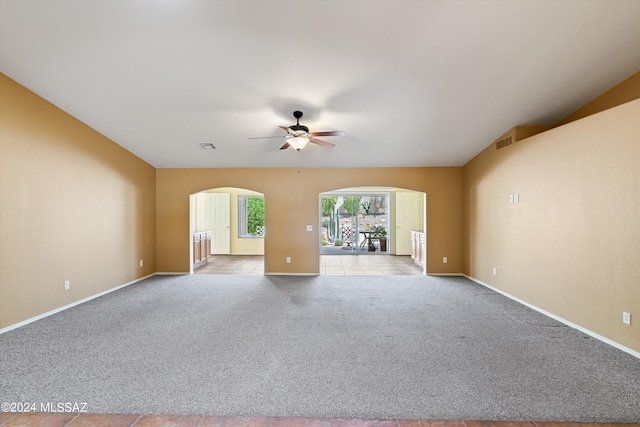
[[286, 257, 291, 263], [493, 267, 497, 275], [514, 194, 519, 202], [443, 257, 448, 263], [139, 260, 144, 267], [623, 312, 631, 325], [509, 194, 514, 203], [64, 280, 70, 290], [306, 225, 313, 232]]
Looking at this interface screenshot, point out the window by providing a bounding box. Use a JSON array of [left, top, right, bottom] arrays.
[[238, 195, 264, 238]]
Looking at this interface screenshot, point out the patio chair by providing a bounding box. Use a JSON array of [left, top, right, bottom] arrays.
[[341, 224, 353, 247]]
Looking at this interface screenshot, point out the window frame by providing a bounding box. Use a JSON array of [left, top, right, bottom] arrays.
[[237, 194, 265, 238]]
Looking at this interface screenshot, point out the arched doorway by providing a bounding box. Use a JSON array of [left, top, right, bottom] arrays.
[[319, 187, 426, 275], [189, 187, 264, 275]]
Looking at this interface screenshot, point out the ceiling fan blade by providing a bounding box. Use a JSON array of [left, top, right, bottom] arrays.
[[310, 130, 346, 137], [247, 135, 287, 140], [309, 137, 335, 148], [279, 126, 293, 134], [279, 142, 291, 150]]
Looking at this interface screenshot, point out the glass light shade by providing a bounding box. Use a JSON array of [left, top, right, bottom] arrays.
[[288, 136, 309, 151]]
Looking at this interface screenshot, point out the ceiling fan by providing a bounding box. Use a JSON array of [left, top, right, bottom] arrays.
[[249, 111, 345, 151]]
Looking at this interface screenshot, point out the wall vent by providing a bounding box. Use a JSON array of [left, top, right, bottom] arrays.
[[495, 136, 513, 150]]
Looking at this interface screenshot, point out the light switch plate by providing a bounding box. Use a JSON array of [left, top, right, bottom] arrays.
[[306, 225, 313, 231]]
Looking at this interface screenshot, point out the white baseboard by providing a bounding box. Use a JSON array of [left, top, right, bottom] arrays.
[[155, 272, 189, 275], [0, 273, 155, 335], [464, 275, 640, 359]]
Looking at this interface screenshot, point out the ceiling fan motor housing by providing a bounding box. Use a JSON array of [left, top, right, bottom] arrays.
[[290, 111, 309, 133], [289, 124, 309, 133]]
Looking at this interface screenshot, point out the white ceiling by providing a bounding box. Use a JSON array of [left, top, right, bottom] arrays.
[[1, 0, 639, 168]]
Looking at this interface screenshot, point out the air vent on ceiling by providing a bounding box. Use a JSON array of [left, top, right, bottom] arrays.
[[199, 142, 216, 150], [495, 135, 513, 150]]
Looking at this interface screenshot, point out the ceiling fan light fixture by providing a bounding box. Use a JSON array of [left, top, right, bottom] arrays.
[[249, 111, 343, 151], [288, 136, 309, 151]]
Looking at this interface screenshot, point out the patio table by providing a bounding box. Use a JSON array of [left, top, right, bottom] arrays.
[[359, 230, 376, 251]]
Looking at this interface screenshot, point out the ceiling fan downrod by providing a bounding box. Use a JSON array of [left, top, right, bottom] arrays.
[[290, 111, 309, 133]]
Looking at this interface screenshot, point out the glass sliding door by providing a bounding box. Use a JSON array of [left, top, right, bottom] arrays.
[[340, 195, 360, 253], [320, 195, 356, 254], [320, 190, 389, 255], [356, 194, 389, 253]]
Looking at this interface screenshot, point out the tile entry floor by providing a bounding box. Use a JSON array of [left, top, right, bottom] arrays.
[[194, 255, 423, 275], [195, 255, 265, 275], [321, 254, 423, 275], [1, 413, 637, 427]]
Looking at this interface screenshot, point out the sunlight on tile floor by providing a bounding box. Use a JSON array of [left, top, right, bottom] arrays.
[[195, 255, 264, 275], [320, 255, 423, 275], [195, 255, 423, 275]]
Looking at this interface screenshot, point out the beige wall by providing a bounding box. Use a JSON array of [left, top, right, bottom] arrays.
[[0, 74, 156, 329], [463, 98, 640, 352], [156, 167, 464, 274]]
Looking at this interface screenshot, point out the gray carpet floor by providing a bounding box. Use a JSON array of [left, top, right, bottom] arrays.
[[1, 275, 639, 422]]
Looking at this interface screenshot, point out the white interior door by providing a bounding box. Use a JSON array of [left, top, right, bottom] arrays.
[[395, 192, 422, 255], [207, 193, 230, 254]]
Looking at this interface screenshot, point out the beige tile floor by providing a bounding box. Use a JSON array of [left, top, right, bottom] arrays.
[[195, 255, 264, 275], [321, 254, 423, 275], [195, 255, 423, 275]]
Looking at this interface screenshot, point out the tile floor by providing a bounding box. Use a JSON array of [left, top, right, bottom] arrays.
[[1, 413, 636, 427], [195, 255, 264, 275], [194, 255, 423, 276], [320, 254, 423, 275]]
